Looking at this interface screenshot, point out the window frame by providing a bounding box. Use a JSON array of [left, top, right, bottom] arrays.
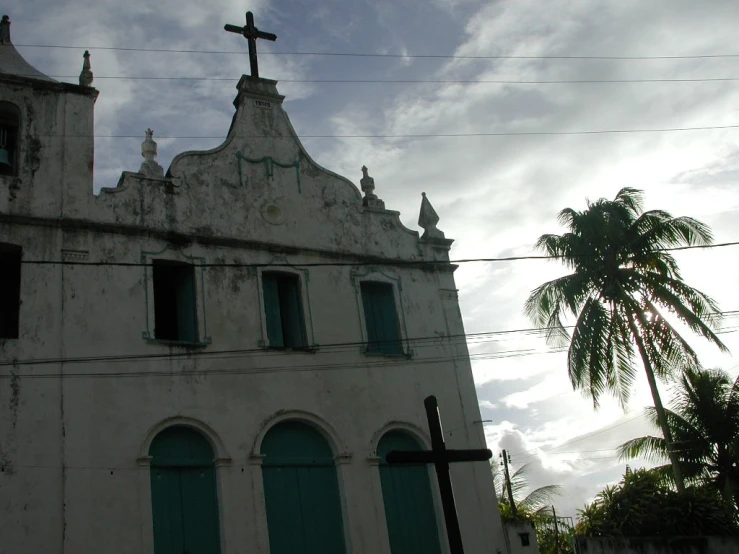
[[141, 245, 211, 347], [151, 259, 199, 343], [351, 267, 411, 357], [256, 264, 316, 350], [0, 242, 22, 339], [0, 101, 21, 178]]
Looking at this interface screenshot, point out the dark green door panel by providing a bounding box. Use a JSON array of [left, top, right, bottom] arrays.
[[261, 422, 346, 554], [151, 468, 185, 554], [378, 431, 442, 554], [150, 426, 221, 554]]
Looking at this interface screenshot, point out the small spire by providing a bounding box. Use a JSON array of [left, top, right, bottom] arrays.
[[79, 50, 93, 87], [360, 165, 385, 209], [138, 129, 164, 178], [1, 15, 11, 44], [418, 192, 445, 240]]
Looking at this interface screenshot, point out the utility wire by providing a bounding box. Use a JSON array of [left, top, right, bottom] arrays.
[[2, 309, 736, 374], [14, 44, 739, 60], [30, 75, 739, 85], [0, 325, 563, 368], [510, 414, 647, 458], [0, 310, 739, 367], [0, 348, 569, 380], [27, 125, 739, 139], [13, 241, 739, 268]]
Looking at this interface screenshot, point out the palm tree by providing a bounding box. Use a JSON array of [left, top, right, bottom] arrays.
[[619, 368, 739, 508], [525, 188, 727, 491], [491, 461, 562, 517]]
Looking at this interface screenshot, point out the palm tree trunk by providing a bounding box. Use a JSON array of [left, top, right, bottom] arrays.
[[626, 309, 686, 493]]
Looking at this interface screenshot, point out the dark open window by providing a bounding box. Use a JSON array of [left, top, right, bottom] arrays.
[[0, 102, 20, 177], [0, 244, 21, 339], [152, 260, 197, 343], [361, 281, 403, 355], [519, 532, 531, 546], [262, 272, 306, 348]]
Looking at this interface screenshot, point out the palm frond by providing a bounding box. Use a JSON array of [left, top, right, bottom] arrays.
[[568, 298, 617, 407], [613, 187, 644, 217], [636, 273, 727, 351], [519, 485, 563, 511], [618, 435, 668, 463], [524, 274, 589, 345], [632, 213, 714, 251]]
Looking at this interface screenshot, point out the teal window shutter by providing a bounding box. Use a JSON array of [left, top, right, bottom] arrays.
[[278, 276, 306, 348], [263, 273, 284, 347], [361, 282, 403, 354], [153, 260, 198, 343], [263, 272, 307, 348], [175, 265, 197, 343]]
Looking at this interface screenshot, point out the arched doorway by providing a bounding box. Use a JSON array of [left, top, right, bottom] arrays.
[[378, 430, 442, 554], [149, 425, 221, 554], [261, 421, 346, 554]]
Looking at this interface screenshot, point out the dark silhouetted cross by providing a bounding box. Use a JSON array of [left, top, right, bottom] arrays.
[[224, 11, 276, 79], [386, 395, 493, 554]]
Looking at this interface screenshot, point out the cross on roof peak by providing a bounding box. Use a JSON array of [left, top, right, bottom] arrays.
[[224, 11, 276, 79]]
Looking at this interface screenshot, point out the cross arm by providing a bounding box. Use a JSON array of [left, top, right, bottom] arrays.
[[385, 448, 493, 465], [224, 24, 245, 34], [257, 30, 277, 41], [386, 451, 436, 464]]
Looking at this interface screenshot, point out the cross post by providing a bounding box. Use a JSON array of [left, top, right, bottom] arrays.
[[386, 395, 493, 554], [224, 11, 277, 78]]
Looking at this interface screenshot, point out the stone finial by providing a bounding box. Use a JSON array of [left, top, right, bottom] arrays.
[[418, 192, 445, 240], [360, 165, 385, 209], [138, 128, 164, 178], [1, 15, 10, 44], [79, 50, 93, 87]]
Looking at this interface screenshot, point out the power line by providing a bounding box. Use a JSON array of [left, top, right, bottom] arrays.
[[0, 324, 562, 368], [15, 44, 739, 60], [0, 347, 569, 380], [13, 241, 739, 268], [510, 414, 647, 459], [28, 75, 739, 85], [28, 125, 739, 139], [2, 308, 735, 375]]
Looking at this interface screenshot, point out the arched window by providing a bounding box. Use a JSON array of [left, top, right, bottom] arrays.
[[149, 426, 221, 554], [261, 421, 346, 554], [0, 102, 20, 177], [378, 431, 442, 554]]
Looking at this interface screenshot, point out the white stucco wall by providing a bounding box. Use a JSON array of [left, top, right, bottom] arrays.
[[504, 522, 540, 554], [0, 73, 507, 554]]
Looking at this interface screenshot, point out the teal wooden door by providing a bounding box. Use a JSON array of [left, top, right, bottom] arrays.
[[261, 421, 346, 554], [150, 426, 221, 554], [378, 431, 442, 554]]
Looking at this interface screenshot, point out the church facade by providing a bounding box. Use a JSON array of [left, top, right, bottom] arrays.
[[0, 15, 508, 554]]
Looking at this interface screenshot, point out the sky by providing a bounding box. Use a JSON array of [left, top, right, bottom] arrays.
[[10, 0, 739, 518]]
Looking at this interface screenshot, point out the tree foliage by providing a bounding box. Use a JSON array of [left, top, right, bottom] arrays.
[[525, 187, 727, 488], [491, 461, 562, 522], [619, 368, 739, 510], [575, 468, 738, 537], [525, 187, 725, 406]]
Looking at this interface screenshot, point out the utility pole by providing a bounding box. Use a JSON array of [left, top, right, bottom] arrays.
[[500, 449, 517, 518], [552, 505, 560, 554]]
